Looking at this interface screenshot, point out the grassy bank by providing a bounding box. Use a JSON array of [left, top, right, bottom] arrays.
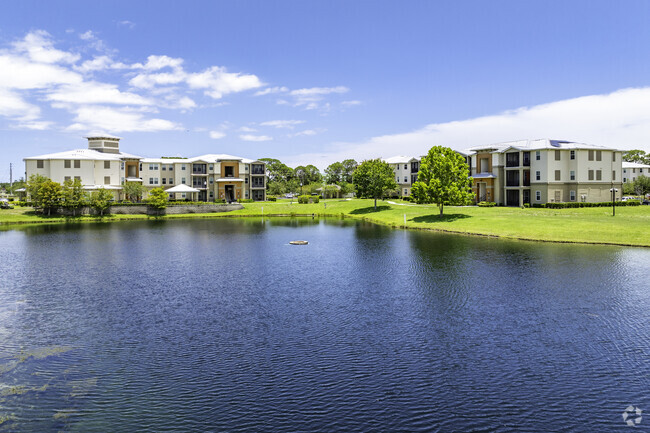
[[1, 199, 649, 247]]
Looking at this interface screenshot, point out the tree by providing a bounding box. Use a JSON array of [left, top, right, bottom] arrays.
[[26, 174, 49, 208], [89, 188, 114, 216], [341, 159, 358, 183], [304, 165, 322, 184], [259, 158, 294, 183], [62, 178, 87, 216], [623, 150, 649, 165], [122, 181, 145, 203], [632, 175, 650, 196], [352, 159, 397, 211], [325, 161, 344, 184], [411, 146, 473, 216], [40, 180, 64, 216], [147, 187, 169, 215]]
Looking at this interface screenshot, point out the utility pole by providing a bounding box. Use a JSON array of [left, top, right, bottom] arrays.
[[9, 163, 12, 195]]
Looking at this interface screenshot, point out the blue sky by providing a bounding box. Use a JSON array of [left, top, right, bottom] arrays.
[[2, 0, 650, 181]]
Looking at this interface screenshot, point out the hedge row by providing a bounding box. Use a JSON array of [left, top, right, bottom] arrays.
[[533, 201, 641, 209], [297, 195, 320, 204]]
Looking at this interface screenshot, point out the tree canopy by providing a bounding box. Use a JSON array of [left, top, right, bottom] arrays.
[[26, 174, 49, 209], [40, 180, 64, 216], [411, 146, 473, 216], [352, 159, 397, 210], [62, 178, 87, 216], [89, 188, 114, 216], [147, 187, 169, 213], [623, 150, 650, 165], [122, 181, 145, 203]]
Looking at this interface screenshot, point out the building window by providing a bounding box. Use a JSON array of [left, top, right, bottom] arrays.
[[404, 164, 407, 169], [139, 163, 142, 171], [37, 160, 44, 168], [162, 165, 166, 171], [209, 165, 213, 171], [169, 165, 173, 171], [64, 160, 71, 168], [570, 150, 575, 160], [535, 171, 541, 181], [74, 160, 81, 168], [149, 164, 159, 171], [121, 162, 125, 170], [149, 178, 154, 185], [535, 151, 540, 161], [181, 193, 186, 199], [404, 176, 408, 183], [596, 170, 602, 181], [535, 191, 541, 201], [104, 161, 110, 169], [210, 178, 214, 184], [596, 150, 602, 161], [612, 170, 616, 181], [210, 191, 214, 198], [570, 190, 576, 201], [570, 170, 575, 181], [162, 178, 167, 185], [396, 176, 399, 182], [588, 150, 594, 161], [181, 165, 186, 170], [64, 176, 71, 182], [181, 177, 186, 184], [245, 177, 248, 184], [104, 176, 110, 185], [404, 189, 408, 195], [555, 170, 561, 181], [74, 176, 81, 181], [588, 170, 594, 180], [613, 152, 616, 162], [555, 150, 561, 161], [169, 178, 173, 184]]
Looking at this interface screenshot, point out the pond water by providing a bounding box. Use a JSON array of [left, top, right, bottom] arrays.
[[0, 218, 648, 432]]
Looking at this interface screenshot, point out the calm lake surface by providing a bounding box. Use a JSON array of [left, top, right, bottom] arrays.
[[0, 218, 648, 432]]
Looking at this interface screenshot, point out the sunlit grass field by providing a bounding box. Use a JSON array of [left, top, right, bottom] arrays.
[[1, 199, 649, 247]]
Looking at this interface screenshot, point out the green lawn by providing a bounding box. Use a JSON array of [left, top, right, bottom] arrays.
[[2, 200, 649, 247]]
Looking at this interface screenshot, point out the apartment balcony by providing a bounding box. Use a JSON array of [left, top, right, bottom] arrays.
[[506, 153, 520, 167], [505, 171, 520, 187], [251, 164, 265, 175], [522, 152, 531, 167]]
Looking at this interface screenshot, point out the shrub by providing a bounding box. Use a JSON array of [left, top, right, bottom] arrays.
[[312, 196, 320, 203], [402, 196, 412, 202], [213, 198, 225, 204], [239, 198, 255, 203], [267, 197, 277, 202], [477, 201, 496, 207], [523, 203, 530, 208]]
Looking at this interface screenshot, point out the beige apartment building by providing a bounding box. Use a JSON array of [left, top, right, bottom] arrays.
[[383, 156, 420, 197], [623, 162, 650, 184], [466, 139, 623, 206], [24, 136, 267, 202]]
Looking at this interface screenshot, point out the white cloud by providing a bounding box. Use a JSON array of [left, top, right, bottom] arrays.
[[282, 87, 650, 169], [0, 54, 82, 89], [12, 30, 80, 64], [260, 119, 305, 129], [240, 134, 272, 142], [288, 86, 349, 109], [209, 131, 226, 139], [290, 86, 349, 97], [289, 129, 325, 137], [66, 105, 181, 133], [238, 126, 257, 132], [0, 88, 41, 121], [254, 86, 288, 96], [117, 20, 135, 29], [47, 82, 153, 105], [342, 100, 362, 106], [129, 70, 186, 88], [141, 55, 184, 71], [186, 66, 263, 99]]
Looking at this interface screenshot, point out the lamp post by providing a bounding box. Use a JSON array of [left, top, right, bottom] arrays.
[[610, 187, 618, 216]]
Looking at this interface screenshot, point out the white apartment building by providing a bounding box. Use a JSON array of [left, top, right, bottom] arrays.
[[622, 162, 650, 184], [383, 156, 420, 197], [24, 136, 267, 202], [466, 139, 623, 206]]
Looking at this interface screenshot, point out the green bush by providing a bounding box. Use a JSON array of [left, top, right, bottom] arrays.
[[402, 196, 412, 202], [312, 196, 320, 203], [477, 201, 496, 207], [544, 201, 640, 209], [297, 195, 312, 204], [523, 203, 530, 208], [213, 198, 225, 204], [266, 197, 277, 202], [239, 198, 255, 203]]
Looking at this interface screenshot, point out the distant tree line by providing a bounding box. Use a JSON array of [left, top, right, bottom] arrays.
[[259, 158, 358, 196]]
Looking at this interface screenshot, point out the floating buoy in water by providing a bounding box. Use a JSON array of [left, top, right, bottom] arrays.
[[289, 240, 308, 245]]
